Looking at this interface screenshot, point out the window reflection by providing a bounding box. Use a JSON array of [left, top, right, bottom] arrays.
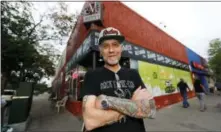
[[147, 51, 156, 60]]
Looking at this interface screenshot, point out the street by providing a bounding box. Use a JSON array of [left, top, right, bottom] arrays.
[[27, 93, 221, 132]]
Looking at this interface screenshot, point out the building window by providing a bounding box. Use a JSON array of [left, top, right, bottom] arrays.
[[94, 37, 98, 46], [165, 57, 171, 64], [171, 60, 177, 66], [147, 51, 156, 60], [130, 59, 138, 70], [157, 54, 165, 62], [82, 36, 91, 53], [176, 62, 182, 67]]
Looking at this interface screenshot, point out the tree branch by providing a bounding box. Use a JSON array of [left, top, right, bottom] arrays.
[[27, 15, 44, 39]]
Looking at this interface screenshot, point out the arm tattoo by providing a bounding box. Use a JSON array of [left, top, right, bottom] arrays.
[[100, 95, 155, 118]]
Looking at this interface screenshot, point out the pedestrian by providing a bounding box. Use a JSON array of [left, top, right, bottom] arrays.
[[79, 27, 156, 132], [193, 78, 208, 112], [177, 78, 191, 108]]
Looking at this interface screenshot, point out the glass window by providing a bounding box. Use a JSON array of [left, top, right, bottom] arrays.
[[177, 62, 182, 67], [95, 32, 99, 38], [130, 59, 138, 70], [182, 64, 186, 68], [83, 36, 91, 53], [147, 51, 156, 60], [134, 46, 139, 56], [172, 60, 177, 66], [157, 54, 165, 62], [165, 57, 171, 64], [94, 37, 99, 46]]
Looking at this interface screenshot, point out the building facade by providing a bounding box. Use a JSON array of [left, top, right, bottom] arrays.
[[52, 1, 211, 116]]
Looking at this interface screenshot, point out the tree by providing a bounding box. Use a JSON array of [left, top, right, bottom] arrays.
[[208, 38, 221, 82], [47, 2, 79, 45], [1, 1, 79, 89], [37, 2, 79, 66], [1, 1, 55, 88]]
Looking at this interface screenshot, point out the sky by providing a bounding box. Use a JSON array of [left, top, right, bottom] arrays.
[[32, 2, 221, 85], [32, 2, 221, 59]]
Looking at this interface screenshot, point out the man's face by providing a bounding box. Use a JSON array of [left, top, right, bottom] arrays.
[[99, 39, 122, 66]]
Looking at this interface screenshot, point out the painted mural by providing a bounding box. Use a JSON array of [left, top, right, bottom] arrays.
[[138, 61, 193, 97]]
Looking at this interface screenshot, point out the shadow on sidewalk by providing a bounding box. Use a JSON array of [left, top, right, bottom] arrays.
[[26, 93, 83, 132]]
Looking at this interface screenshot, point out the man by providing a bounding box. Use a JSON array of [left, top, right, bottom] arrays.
[[194, 78, 208, 112], [177, 78, 191, 108], [79, 27, 156, 132]]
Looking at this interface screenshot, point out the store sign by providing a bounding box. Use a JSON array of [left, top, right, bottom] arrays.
[[82, 2, 102, 23], [191, 61, 204, 70]]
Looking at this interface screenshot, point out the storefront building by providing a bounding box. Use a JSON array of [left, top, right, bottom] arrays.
[[186, 48, 211, 91], [52, 1, 209, 116]]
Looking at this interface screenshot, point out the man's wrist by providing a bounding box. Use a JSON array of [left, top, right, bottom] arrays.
[[101, 100, 109, 110], [99, 95, 110, 110]]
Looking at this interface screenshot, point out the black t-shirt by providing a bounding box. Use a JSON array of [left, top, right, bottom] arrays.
[[79, 67, 146, 132], [177, 81, 188, 94], [194, 80, 204, 93]]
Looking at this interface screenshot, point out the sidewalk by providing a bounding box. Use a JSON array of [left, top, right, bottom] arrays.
[[145, 94, 221, 131], [26, 93, 82, 132], [27, 93, 221, 132]]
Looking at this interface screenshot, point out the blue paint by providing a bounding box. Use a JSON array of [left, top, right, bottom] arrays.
[[186, 48, 201, 64], [201, 76, 209, 91], [185, 47, 208, 90]]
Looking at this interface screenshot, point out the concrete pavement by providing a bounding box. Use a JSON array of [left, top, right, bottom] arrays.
[[26, 93, 221, 132], [26, 93, 82, 132], [144, 94, 221, 131]]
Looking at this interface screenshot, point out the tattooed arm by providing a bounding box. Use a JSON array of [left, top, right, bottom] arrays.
[[97, 87, 156, 119], [82, 95, 124, 131]]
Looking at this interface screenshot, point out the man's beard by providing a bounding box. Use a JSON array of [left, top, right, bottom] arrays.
[[104, 58, 120, 66]]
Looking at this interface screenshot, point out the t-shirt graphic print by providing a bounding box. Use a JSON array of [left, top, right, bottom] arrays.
[[79, 67, 146, 132]]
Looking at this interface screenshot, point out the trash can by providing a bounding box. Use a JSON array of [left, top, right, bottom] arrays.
[[8, 96, 29, 124]]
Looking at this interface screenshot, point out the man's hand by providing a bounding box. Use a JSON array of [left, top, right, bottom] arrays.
[[132, 86, 156, 119], [82, 95, 124, 131], [132, 86, 153, 100], [96, 86, 156, 119]]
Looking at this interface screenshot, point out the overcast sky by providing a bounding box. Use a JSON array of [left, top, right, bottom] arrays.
[[33, 2, 221, 59], [32, 2, 221, 85]]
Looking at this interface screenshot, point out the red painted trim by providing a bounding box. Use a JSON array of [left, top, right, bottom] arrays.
[[101, 1, 189, 64], [66, 91, 196, 116]]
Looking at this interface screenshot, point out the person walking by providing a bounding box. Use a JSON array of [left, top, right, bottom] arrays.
[[177, 78, 191, 108], [194, 78, 208, 112]]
